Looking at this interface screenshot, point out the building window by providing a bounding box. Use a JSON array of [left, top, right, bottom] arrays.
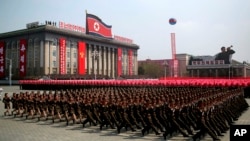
[[73, 69, 77, 74], [74, 52, 77, 58], [67, 68, 70, 74], [52, 68, 57, 74], [53, 61, 57, 67], [53, 39, 57, 46], [73, 62, 77, 68], [67, 52, 70, 58], [53, 50, 57, 57], [67, 62, 70, 68]]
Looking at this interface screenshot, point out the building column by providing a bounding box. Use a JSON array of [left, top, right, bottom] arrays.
[[102, 47, 106, 76], [215, 69, 218, 77], [70, 43, 73, 74], [88, 44, 93, 75], [92, 45, 96, 75], [40, 40, 44, 76], [44, 40, 50, 75], [107, 48, 110, 77], [97, 46, 101, 76], [111, 48, 115, 78], [86, 44, 89, 74]]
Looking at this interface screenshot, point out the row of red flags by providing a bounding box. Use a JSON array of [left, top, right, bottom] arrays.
[[19, 78, 250, 87]]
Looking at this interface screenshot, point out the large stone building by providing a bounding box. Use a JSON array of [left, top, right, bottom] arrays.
[[0, 22, 139, 79], [138, 53, 250, 78], [187, 55, 250, 78]]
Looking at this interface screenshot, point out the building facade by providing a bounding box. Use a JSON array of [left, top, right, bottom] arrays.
[[187, 59, 250, 78], [0, 23, 139, 79], [138, 53, 250, 78], [138, 54, 190, 78]]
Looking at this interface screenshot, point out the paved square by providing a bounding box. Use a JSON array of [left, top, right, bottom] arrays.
[[0, 86, 249, 141]]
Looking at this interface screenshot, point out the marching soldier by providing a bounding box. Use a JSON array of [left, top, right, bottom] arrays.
[[3, 93, 11, 116]]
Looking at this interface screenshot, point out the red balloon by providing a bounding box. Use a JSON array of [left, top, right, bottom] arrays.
[[169, 18, 177, 25]]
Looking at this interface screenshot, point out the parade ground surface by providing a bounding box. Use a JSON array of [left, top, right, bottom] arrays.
[[1, 85, 250, 141]]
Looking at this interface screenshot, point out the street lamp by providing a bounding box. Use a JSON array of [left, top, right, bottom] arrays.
[[6, 58, 12, 86], [91, 49, 99, 80], [228, 64, 231, 79]]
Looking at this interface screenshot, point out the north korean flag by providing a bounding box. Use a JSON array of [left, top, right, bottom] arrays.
[[86, 13, 112, 38]]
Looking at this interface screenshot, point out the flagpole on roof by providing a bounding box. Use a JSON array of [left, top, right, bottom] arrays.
[[85, 10, 88, 34]]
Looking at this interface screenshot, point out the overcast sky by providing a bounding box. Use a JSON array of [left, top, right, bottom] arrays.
[[1, 0, 249, 62]]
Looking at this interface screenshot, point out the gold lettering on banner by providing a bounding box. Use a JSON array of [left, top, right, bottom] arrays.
[[80, 52, 84, 58]]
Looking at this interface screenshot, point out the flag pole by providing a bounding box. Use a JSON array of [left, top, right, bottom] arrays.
[[85, 10, 88, 34]]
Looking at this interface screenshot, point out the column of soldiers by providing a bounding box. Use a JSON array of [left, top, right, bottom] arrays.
[[5, 85, 249, 141]]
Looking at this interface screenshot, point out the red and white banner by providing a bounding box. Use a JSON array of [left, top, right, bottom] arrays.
[[117, 48, 122, 76], [78, 41, 86, 75], [59, 38, 66, 74], [171, 33, 176, 60], [128, 49, 133, 75], [19, 39, 27, 77], [86, 13, 112, 38], [0, 41, 5, 78], [114, 35, 133, 44], [59, 21, 85, 33]]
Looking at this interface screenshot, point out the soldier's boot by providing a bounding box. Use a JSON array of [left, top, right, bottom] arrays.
[[117, 125, 121, 134], [100, 121, 106, 130], [128, 124, 136, 132], [179, 128, 189, 137], [163, 132, 167, 140], [152, 126, 160, 135], [66, 119, 69, 126], [82, 118, 89, 128], [205, 125, 220, 141], [141, 126, 149, 136]]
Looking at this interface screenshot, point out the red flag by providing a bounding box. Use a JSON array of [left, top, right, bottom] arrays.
[[117, 48, 122, 76], [86, 13, 112, 38], [59, 38, 66, 74], [19, 39, 27, 77], [78, 41, 86, 75], [0, 41, 5, 78]]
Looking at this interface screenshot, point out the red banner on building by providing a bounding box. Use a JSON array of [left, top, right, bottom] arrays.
[[173, 59, 178, 77], [0, 41, 5, 78], [117, 48, 122, 76], [78, 41, 86, 75], [59, 38, 66, 74], [86, 13, 112, 38], [128, 49, 133, 75], [19, 39, 27, 77]]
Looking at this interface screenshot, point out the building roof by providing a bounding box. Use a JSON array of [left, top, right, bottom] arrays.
[[0, 25, 139, 49]]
